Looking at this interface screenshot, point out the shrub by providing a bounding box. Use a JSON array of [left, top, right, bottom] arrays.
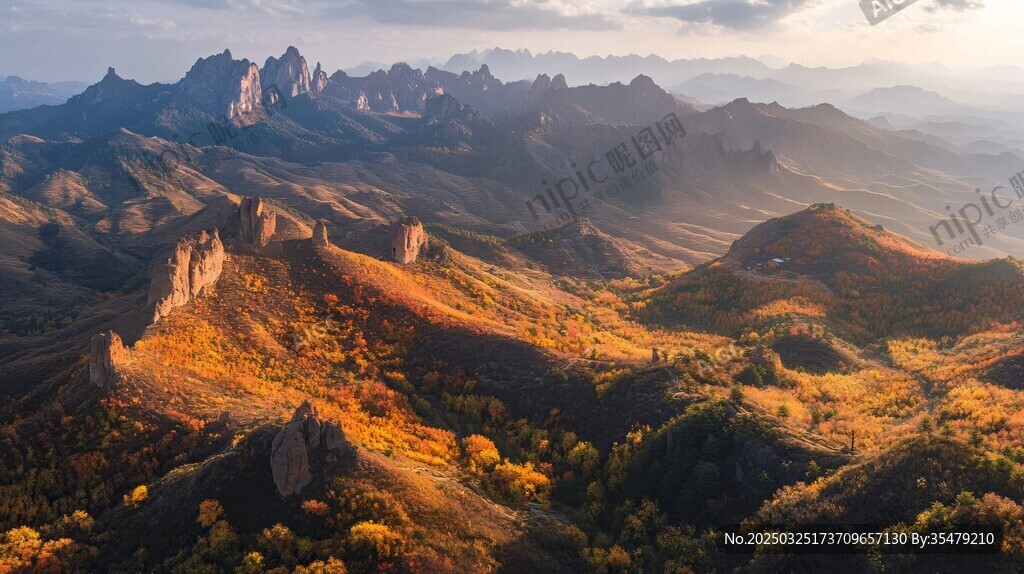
[[463, 435, 501, 474], [198, 499, 223, 527], [123, 485, 148, 508], [488, 461, 551, 504], [348, 522, 406, 560]]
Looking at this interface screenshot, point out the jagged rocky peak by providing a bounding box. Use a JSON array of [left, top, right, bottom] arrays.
[[311, 219, 330, 248], [420, 93, 491, 146], [148, 229, 225, 324], [425, 93, 467, 120], [311, 62, 328, 93], [261, 46, 311, 97], [238, 196, 277, 249], [271, 401, 346, 497], [458, 65, 501, 89], [322, 62, 441, 113], [551, 73, 569, 90], [89, 331, 130, 388], [390, 216, 428, 264], [736, 139, 779, 174], [328, 69, 349, 84], [389, 62, 426, 82], [532, 74, 552, 91], [77, 66, 141, 106], [180, 49, 262, 119]]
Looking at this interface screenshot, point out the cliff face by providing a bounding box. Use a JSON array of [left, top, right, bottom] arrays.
[[325, 63, 443, 113], [390, 216, 427, 264], [179, 49, 262, 119], [88, 331, 130, 388], [148, 229, 225, 324], [271, 402, 347, 497], [238, 196, 277, 249], [311, 63, 328, 93], [261, 46, 312, 98]]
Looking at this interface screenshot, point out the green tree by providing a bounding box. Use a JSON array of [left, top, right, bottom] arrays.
[[730, 385, 745, 405], [919, 416, 935, 436]]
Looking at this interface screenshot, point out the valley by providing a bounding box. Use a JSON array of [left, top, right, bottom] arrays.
[[2, 40, 1024, 573]]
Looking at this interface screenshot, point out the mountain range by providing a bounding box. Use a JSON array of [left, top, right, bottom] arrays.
[[0, 76, 88, 113], [4, 45, 1024, 572]]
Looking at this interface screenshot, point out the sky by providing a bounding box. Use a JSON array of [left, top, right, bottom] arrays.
[[1, 0, 1021, 83]]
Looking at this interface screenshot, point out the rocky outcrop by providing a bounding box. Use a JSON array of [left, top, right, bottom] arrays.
[[531, 74, 552, 92], [390, 216, 427, 264], [421, 94, 494, 147], [238, 197, 277, 249], [354, 91, 370, 112], [261, 46, 311, 98], [179, 49, 262, 119], [550, 73, 569, 90], [311, 62, 328, 93], [424, 93, 487, 123], [324, 63, 442, 114], [271, 401, 346, 497], [89, 331, 129, 388], [424, 65, 544, 121], [148, 229, 225, 324], [311, 220, 329, 248]]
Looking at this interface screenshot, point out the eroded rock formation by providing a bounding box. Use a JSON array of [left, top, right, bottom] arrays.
[[149, 229, 225, 324], [311, 62, 328, 94], [271, 401, 346, 497], [311, 219, 329, 248], [89, 331, 129, 388], [325, 63, 442, 114], [261, 46, 312, 98], [238, 196, 277, 249], [179, 49, 262, 119], [390, 216, 427, 264]]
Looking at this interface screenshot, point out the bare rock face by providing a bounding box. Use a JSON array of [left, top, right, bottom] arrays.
[[261, 46, 311, 98], [149, 229, 225, 324], [325, 63, 441, 114], [390, 216, 427, 264], [271, 401, 347, 497], [355, 91, 371, 112], [311, 62, 328, 94], [311, 220, 330, 248], [89, 331, 129, 388], [424, 93, 488, 123], [532, 73, 552, 92], [180, 49, 262, 119], [238, 197, 277, 249], [271, 421, 312, 497]]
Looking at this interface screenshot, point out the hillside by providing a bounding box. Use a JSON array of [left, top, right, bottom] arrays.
[[1, 193, 870, 572], [643, 204, 1024, 342], [6, 44, 1024, 572]]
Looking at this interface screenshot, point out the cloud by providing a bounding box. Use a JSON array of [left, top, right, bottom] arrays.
[[161, 0, 304, 17], [629, 0, 819, 30], [926, 0, 984, 13], [320, 0, 622, 31]]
